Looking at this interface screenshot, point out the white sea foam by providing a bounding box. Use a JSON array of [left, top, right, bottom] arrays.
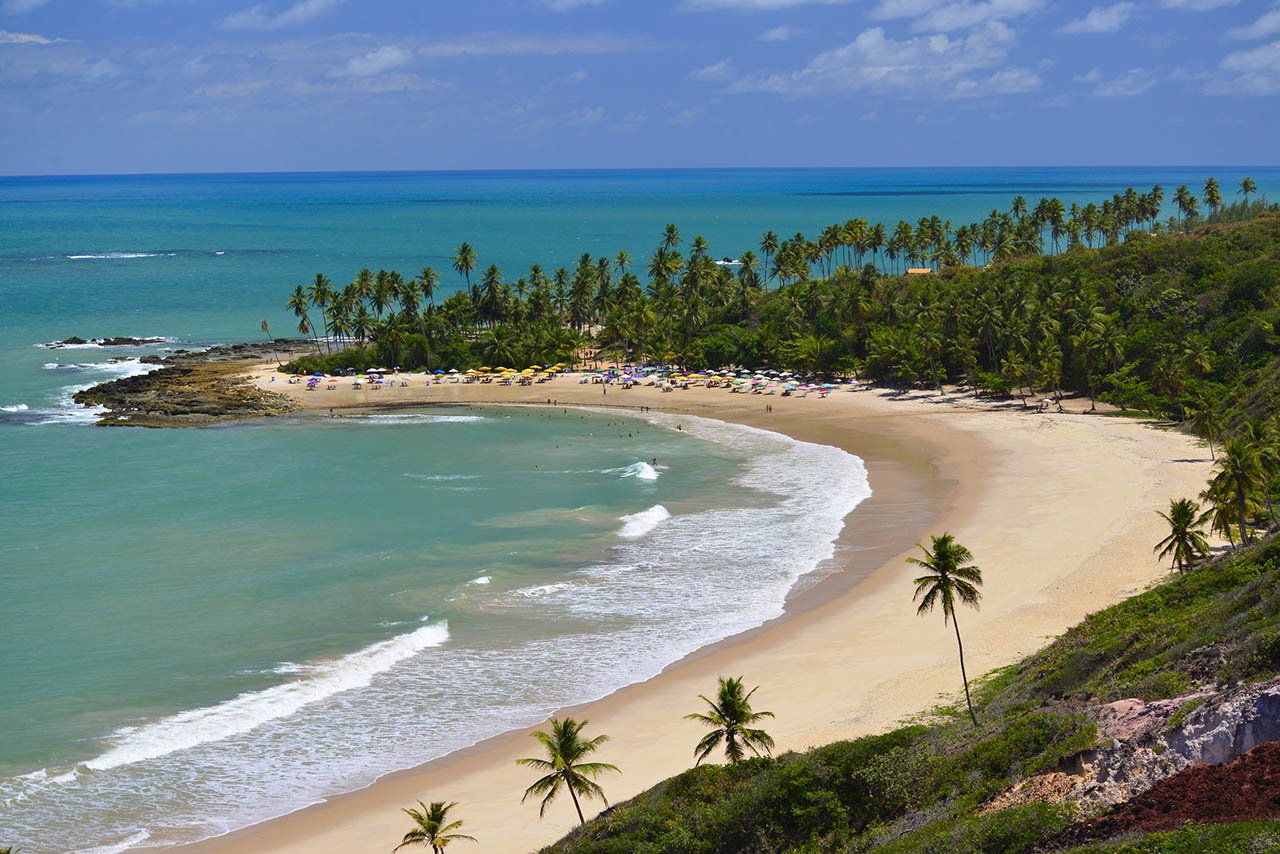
[[618, 504, 671, 539], [352, 414, 486, 425], [404, 473, 480, 481], [77, 829, 150, 854], [66, 252, 160, 260], [610, 461, 660, 480], [83, 621, 449, 771], [469, 576, 492, 585], [1, 403, 28, 413]]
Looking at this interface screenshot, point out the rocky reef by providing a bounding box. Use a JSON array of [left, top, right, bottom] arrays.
[[71, 340, 307, 427]]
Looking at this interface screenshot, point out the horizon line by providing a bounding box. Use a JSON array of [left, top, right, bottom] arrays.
[[3, 163, 1279, 181]]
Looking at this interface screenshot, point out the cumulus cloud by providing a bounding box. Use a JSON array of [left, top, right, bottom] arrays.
[[1158, 0, 1237, 9], [727, 21, 1029, 98], [680, 0, 852, 10], [1060, 3, 1135, 35], [221, 0, 343, 31], [0, 28, 53, 43], [1220, 39, 1280, 73], [1075, 66, 1155, 96], [758, 25, 801, 41], [418, 32, 654, 58], [691, 58, 736, 81], [331, 45, 412, 78], [1228, 8, 1280, 40], [1, 0, 49, 14], [870, 0, 1045, 33]]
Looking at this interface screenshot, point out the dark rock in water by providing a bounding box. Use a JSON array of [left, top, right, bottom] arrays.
[[74, 361, 300, 427], [58, 336, 88, 346], [97, 336, 166, 347], [140, 355, 166, 365]]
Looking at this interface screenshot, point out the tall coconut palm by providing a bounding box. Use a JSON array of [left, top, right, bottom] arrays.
[[1203, 177, 1222, 214], [1207, 437, 1264, 547], [1239, 177, 1257, 204], [662, 223, 681, 251], [686, 676, 775, 765], [394, 800, 475, 853], [1154, 498, 1210, 572], [517, 718, 619, 826], [452, 242, 477, 287], [1188, 406, 1223, 460], [908, 533, 983, 727]]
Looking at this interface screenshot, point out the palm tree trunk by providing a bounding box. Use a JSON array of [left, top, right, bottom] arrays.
[[567, 780, 586, 825], [951, 611, 978, 727], [1237, 484, 1250, 546]]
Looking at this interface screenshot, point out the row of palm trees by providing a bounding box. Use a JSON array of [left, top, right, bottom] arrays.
[[284, 176, 1264, 382], [395, 532, 986, 849], [1155, 417, 1280, 571]]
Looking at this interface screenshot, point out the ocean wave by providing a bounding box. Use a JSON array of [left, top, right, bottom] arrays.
[[608, 461, 660, 480], [65, 252, 174, 260], [77, 830, 151, 854], [36, 336, 178, 350], [468, 576, 492, 585], [350, 414, 486, 425], [403, 473, 481, 481], [1, 403, 28, 412], [83, 621, 449, 771], [618, 504, 671, 539]]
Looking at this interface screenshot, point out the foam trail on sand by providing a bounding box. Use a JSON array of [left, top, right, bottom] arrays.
[[618, 504, 671, 538], [84, 622, 449, 771]]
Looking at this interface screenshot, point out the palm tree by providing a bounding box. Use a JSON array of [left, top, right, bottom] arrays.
[[908, 533, 983, 727], [1239, 177, 1257, 204], [394, 800, 475, 853], [452, 242, 477, 287], [1187, 406, 1223, 459], [662, 223, 681, 251], [1208, 437, 1264, 547], [1154, 498, 1210, 572], [1174, 185, 1199, 228], [517, 718, 619, 826], [685, 676, 776, 765], [1203, 177, 1222, 214]]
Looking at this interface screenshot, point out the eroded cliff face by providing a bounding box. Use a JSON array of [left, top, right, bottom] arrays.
[[983, 677, 1280, 817]]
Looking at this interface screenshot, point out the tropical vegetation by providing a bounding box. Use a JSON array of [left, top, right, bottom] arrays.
[[543, 533, 1280, 853], [393, 800, 475, 853], [686, 676, 776, 765], [280, 180, 1278, 435], [909, 534, 984, 726], [1153, 498, 1210, 572], [518, 718, 620, 826]]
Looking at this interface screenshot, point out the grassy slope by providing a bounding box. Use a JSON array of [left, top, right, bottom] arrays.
[[543, 537, 1280, 854]]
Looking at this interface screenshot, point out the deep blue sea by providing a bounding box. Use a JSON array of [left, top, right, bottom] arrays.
[[1, 167, 1276, 852]]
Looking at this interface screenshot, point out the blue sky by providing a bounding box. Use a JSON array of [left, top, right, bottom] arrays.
[[1, 0, 1277, 174]]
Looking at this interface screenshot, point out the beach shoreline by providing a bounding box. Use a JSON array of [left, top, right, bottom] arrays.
[[168, 368, 1211, 853]]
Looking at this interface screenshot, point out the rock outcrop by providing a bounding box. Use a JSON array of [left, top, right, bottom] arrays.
[[982, 677, 1280, 819], [73, 361, 299, 427]]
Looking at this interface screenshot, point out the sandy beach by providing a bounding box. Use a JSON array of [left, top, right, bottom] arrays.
[[174, 369, 1213, 853]]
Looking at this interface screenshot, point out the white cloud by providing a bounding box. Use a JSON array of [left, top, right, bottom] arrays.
[[758, 25, 801, 41], [221, 0, 343, 31], [728, 21, 1026, 98], [952, 65, 1040, 96], [1077, 66, 1155, 96], [1060, 3, 1135, 35], [870, 0, 1045, 33], [331, 45, 412, 78], [418, 32, 653, 58], [0, 28, 53, 43], [1221, 39, 1280, 73], [1, 0, 49, 14], [567, 105, 605, 124], [680, 0, 852, 10], [1158, 0, 1237, 9], [1228, 8, 1280, 40], [691, 58, 736, 81], [543, 0, 606, 9]]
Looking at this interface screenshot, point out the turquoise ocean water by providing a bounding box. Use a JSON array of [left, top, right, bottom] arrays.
[[1, 167, 1277, 852]]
